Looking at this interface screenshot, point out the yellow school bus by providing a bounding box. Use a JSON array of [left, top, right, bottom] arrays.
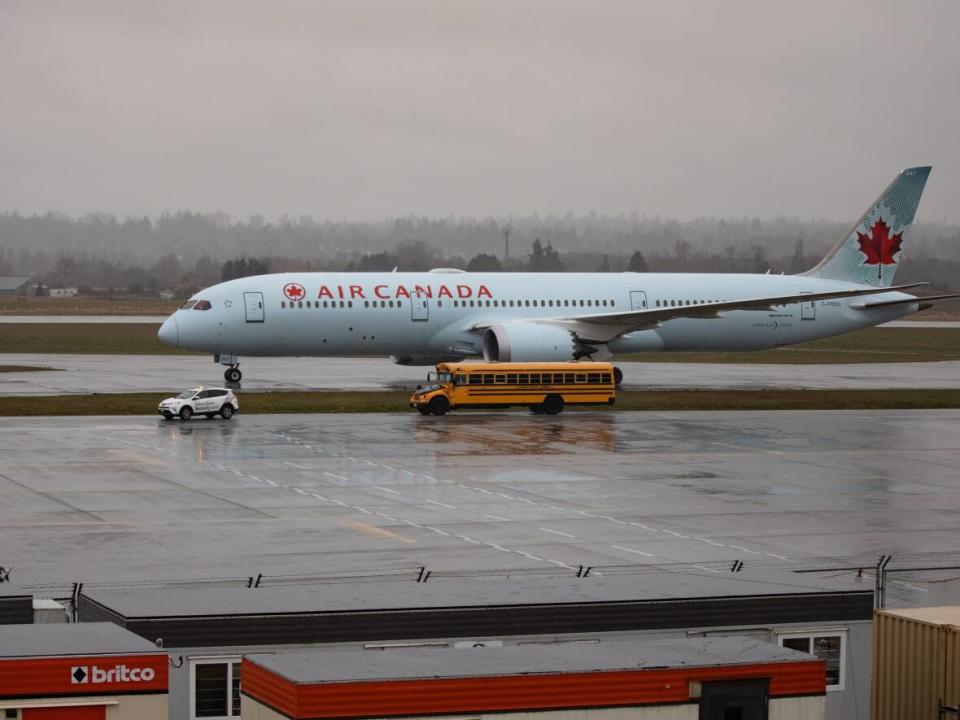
[[410, 361, 616, 415]]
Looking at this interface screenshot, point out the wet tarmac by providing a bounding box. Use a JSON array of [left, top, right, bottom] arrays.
[[2, 410, 958, 589], [2, 353, 959, 395]]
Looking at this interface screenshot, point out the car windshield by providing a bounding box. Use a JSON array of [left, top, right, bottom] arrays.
[[176, 390, 198, 399]]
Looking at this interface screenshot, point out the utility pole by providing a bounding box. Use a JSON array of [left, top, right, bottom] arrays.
[[501, 224, 511, 262]]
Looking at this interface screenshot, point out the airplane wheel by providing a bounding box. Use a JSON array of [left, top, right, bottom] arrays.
[[428, 396, 450, 416], [613, 367, 623, 386], [224, 366, 242, 383], [179, 406, 194, 421], [542, 395, 564, 415], [220, 404, 235, 420]]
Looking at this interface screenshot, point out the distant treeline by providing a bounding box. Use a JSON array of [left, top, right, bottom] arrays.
[[1, 211, 958, 293]]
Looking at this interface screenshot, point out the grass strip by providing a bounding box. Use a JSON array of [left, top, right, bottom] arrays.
[[0, 365, 58, 373], [3, 325, 960, 363], [1, 389, 959, 416]]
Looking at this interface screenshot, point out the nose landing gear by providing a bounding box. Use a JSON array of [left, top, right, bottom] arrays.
[[224, 365, 242, 384]]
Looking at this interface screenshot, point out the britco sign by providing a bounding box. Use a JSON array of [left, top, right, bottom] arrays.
[[71, 664, 157, 684]]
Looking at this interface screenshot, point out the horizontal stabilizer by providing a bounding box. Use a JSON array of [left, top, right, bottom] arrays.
[[850, 293, 960, 310]]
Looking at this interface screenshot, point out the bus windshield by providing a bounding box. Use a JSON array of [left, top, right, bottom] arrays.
[[427, 372, 455, 385]]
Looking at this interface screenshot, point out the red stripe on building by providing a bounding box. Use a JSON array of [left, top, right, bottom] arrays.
[[0, 655, 168, 698], [242, 658, 826, 720]]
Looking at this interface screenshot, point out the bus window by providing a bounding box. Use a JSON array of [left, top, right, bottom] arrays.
[[518, 373, 529, 384], [483, 374, 494, 384], [575, 374, 586, 383], [506, 374, 517, 383], [564, 373, 575, 383], [529, 373, 540, 384], [601, 373, 611, 383], [495, 375, 506, 383], [469, 374, 481, 384], [456, 375, 467, 384], [587, 373, 601, 383], [550, 373, 561, 383]]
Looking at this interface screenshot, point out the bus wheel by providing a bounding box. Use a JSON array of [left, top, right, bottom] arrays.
[[542, 395, 564, 415], [613, 367, 623, 386], [428, 396, 450, 416], [417, 406, 432, 416], [530, 405, 546, 414]]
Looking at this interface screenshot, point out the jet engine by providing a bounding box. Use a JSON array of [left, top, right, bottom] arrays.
[[482, 322, 584, 362]]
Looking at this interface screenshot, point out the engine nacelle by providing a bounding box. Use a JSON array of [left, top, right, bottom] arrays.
[[391, 354, 465, 366], [482, 322, 580, 362]]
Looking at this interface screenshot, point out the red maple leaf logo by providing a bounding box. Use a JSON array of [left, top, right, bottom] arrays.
[[283, 282, 305, 301], [857, 218, 903, 268]]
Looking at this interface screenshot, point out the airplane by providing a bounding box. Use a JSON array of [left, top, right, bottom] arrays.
[[158, 166, 960, 384]]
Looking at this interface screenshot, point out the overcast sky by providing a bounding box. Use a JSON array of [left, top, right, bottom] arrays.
[[1, 1, 958, 223]]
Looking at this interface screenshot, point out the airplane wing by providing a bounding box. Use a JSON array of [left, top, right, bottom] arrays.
[[471, 282, 927, 343]]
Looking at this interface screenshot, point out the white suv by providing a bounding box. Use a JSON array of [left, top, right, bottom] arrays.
[[159, 387, 239, 421]]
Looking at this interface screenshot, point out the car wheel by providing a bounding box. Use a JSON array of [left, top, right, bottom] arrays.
[[179, 405, 193, 421], [542, 395, 564, 415], [428, 396, 450, 416], [162, 412, 173, 421], [220, 404, 234, 420]]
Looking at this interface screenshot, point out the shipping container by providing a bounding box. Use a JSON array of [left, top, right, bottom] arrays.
[[873, 607, 960, 720]]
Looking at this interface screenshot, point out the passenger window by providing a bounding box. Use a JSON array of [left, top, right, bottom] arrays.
[[469, 374, 481, 384], [551, 373, 562, 383], [587, 373, 601, 383], [529, 374, 540, 384], [518, 373, 529, 384], [601, 373, 611, 383], [575, 374, 586, 383], [455, 374, 466, 384], [483, 374, 494, 384], [194, 300, 212, 310], [506, 374, 517, 383], [495, 375, 505, 383], [281, 301, 286, 308], [564, 373, 575, 383]]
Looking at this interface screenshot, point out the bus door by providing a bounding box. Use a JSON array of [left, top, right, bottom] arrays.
[[800, 292, 815, 320], [244, 292, 265, 322], [630, 291, 648, 310], [411, 293, 429, 321]]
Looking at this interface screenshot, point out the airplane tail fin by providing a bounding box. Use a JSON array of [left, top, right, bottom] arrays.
[[802, 166, 931, 287]]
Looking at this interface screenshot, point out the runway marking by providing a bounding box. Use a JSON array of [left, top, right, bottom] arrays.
[[374, 512, 398, 522], [343, 520, 414, 544], [483, 514, 511, 522], [517, 552, 545, 562], [693, 536, 728, 547], [425, 526, 450, 536], [400, 519, 423, 528], [373, 485, 401, 495], [538, 527, 577, 539], [546, 559, 577, 570], [610, 544, 655, 558], [728, 545, 761, 555], [764, 553, 794, 562], [629, 522, 658, 532], [486, 543, 512, 553], [661, 530, 690, 539], [454, 534, 482, 544], [598, 516, 627, 525], [692, 564, 721, 574], [323, 472, 349, 482], [425, 499, 456, 509], [284, 462, 309, 470], [354, 506, 373, 514]]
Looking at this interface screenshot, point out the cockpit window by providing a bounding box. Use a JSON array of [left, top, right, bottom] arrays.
[[193, 300, 212, 310], [179, 300, 197, 310]]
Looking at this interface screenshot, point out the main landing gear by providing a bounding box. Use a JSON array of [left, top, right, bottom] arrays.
[[224, 365, 242, 384]]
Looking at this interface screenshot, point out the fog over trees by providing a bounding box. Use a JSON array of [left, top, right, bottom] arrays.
[[0, 210, 958, 295]]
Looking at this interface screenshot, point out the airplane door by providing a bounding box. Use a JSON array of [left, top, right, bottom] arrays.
[[630, 291, 648, 310], [244, 292, 265, 322], [411, 294, 429, 321], [800, 292, 815, 320]]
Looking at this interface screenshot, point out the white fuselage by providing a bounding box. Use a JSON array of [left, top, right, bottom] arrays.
[[160, 271, 915, 361]]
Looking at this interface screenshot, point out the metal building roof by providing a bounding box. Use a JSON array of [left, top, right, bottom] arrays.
[[82, 569, 867, 619], [247, 636, 817, 685], [0, 277, 31, 291], [0, 622, 162, 659], [880, 606, 960, 627]]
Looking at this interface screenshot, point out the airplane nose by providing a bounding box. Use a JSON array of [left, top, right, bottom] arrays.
[[158, 315, 179, 347]]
